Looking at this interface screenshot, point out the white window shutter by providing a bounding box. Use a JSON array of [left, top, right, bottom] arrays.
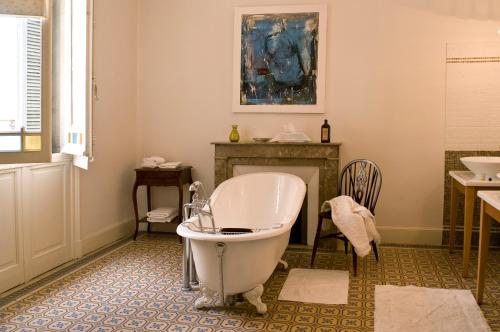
[[24, 18, 42, 132], [60, 0, 93, 170]]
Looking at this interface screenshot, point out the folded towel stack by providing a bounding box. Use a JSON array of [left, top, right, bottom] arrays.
[[142, 156, 165, 168], [146, 207, 178, 223], [159, 162, 182, 169]]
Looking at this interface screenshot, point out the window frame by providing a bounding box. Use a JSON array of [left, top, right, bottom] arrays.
[[55, 0, 94, 169]]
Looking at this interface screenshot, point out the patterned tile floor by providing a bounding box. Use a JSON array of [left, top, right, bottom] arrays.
[[0, 234, 499, 332]]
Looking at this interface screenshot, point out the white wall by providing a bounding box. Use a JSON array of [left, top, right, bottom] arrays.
[[137, 0, 500, 244], [79, 0, 138, 254], [446, 42, 500, 151]]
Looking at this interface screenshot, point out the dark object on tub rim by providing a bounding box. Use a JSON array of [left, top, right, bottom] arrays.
[[220, 227, 253, 234]]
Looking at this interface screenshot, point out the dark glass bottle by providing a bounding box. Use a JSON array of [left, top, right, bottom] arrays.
[[321, 119, 331, 143]]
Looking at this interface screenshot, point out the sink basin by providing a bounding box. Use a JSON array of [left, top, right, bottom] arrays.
[[460, 156, 500, 181]]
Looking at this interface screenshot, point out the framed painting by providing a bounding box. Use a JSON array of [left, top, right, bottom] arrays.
[[233, 5, 327, 113]]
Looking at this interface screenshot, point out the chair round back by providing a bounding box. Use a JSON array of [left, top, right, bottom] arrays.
[[338, 159, 382, 214]]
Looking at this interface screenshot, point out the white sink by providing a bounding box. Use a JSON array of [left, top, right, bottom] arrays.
[[460, 156, 500, 181]]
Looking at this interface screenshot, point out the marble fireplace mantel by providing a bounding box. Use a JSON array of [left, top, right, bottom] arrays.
[[212, 142, 341, 215]]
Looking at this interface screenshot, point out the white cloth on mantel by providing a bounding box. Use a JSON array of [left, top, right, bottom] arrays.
[[146, 207, 178, 223], [321, 195, 381, 257], [270, 123, 311, 143]]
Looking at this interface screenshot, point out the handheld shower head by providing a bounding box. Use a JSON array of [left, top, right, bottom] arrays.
[[189, 181, 208, 201], [189, 181, 202, 192]]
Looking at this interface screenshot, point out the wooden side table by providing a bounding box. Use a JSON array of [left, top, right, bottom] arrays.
[[132, 166, 193, 240], [476, 191, 500, 304], [448, 171, 500, 277]]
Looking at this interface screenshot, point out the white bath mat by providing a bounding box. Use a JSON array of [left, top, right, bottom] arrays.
[[278, 268, 349, 304], [375, 285, 491, 332]]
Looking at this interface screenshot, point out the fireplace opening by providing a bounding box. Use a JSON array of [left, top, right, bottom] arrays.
[[290, 190, 308, 244]]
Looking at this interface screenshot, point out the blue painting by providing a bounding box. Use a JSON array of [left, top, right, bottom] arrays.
[[240, 12, 319, 106]]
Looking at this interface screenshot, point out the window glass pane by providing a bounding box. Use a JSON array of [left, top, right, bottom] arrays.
[[0, 136, 21, 152], [0, 17, 22, 133], [0, 16, 42, 134], [24, 135, 42, 151]]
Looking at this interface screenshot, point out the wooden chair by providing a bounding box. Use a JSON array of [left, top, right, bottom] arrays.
[[310, 159, 382, 275]]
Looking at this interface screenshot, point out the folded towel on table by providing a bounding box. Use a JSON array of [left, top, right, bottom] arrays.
[[147, 207, 178, 219], [141, 162, 158, 168], [143, 156, 165, 164], [321, 195, 381, 257], [147, 216, 176, 223], [141, 156, 166, 168], [159, 162, 182, 169]]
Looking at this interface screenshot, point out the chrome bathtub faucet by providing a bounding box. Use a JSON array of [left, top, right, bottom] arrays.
[[183, 181, 216, 233], [182, 181, 216, 291]]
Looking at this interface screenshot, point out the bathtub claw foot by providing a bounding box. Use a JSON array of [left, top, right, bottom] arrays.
[[213, 292, 225, 307], [243, 284, 267, 314], [195, 296, 211, 309], [278, 258, 288, 270], [195, 287, 216, 309]]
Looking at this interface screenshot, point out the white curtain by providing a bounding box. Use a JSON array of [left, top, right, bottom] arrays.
[[0, 0, 44, 17]]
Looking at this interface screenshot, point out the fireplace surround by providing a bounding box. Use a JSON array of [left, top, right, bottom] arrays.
[[212, 142, 341, 245]]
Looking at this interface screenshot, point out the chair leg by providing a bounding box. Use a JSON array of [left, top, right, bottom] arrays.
[[371, 241, 379, 262], [310, 216, 324, 267], [352, 248, 358, 276]]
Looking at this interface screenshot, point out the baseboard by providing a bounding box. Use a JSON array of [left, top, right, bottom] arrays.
[[74, 240, 83, 259], [378, 226, 443, 245], [81, 219, 135, 255]]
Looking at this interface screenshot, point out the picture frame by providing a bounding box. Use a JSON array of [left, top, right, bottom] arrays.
[[233, 5, 327, 113]]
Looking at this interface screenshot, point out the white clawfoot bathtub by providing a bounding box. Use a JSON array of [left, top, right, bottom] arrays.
[[177, 172, 306, 313]]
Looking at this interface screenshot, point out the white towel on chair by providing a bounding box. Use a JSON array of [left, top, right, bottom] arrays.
[[321, 195, 381, 258]]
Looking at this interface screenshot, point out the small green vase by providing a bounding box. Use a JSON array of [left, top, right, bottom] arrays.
[[229, 125, 240, 143]]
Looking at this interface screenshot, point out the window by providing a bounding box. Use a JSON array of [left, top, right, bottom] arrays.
[[1, 0, 93, 167], [0, 17, 42, 138], [0, 8, 50, 162]]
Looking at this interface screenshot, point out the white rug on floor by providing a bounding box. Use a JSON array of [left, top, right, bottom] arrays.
[[375, 285, 491, 332], [278, 268, 349, 304]]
